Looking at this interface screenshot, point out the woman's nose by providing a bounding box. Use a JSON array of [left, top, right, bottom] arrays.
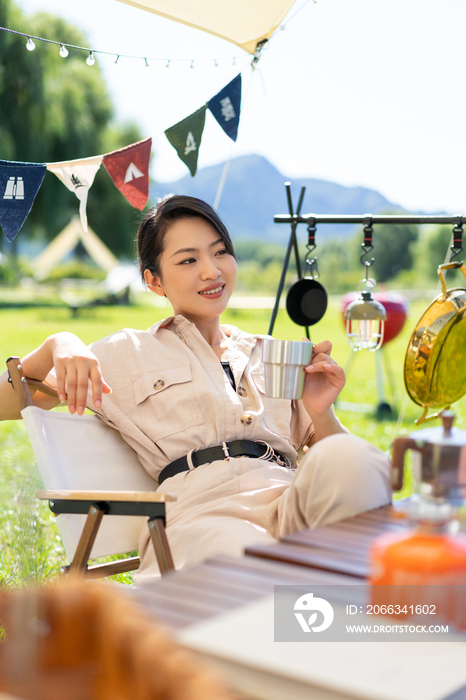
[[200, 258, 221, 279]]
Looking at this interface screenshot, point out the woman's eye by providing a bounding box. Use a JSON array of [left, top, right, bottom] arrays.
[[215, 248, 228, 256], [180, 257, 196, 264]]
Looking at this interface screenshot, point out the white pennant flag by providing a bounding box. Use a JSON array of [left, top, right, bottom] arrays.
[[47, 155, 103, 231]]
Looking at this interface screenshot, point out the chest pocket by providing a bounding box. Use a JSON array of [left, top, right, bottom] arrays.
[[131, 365, 205, 441], [250, 367, 292, 441]]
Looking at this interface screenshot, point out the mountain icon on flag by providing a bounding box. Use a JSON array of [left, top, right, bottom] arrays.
[[124, 162, 144, 183]]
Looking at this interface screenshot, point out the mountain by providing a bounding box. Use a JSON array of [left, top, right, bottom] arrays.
[[150, 154, 405, 244]]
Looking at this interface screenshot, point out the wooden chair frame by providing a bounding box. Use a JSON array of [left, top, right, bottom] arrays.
[[7, 356, 175, 578]]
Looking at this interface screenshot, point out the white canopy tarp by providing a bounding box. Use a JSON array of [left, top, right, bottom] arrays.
[[115, 0, 298, 53]]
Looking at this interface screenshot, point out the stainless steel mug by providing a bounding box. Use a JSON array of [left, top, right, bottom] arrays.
[[262, 339, 313, 399]]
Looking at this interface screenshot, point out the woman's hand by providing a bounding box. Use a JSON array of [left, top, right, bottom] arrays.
[[301, 339, 345, 419], [51, 333, 112, 415]]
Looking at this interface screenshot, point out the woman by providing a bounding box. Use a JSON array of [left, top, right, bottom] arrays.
[[0, 196, 391, 581]]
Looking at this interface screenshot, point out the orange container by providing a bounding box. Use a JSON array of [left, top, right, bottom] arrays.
[[370, 526, 466, 630]]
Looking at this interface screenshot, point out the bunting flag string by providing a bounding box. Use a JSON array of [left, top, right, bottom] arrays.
[[103, 138, 151, 210], [47, 156, 103, 232], [0, 73, 243, 241], [164, 73, 242, 175]]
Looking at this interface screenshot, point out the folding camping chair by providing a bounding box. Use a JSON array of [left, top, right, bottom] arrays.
[[6, 357, 175, 579]]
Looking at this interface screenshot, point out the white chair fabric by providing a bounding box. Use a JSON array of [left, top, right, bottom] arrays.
[[21, 406, 157, 560]]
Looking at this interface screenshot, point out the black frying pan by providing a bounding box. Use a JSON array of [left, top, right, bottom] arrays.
[[286, 277, 328, 326]]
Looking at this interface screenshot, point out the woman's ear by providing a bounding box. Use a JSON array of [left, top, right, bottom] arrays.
[[143, 269, 165, 297]]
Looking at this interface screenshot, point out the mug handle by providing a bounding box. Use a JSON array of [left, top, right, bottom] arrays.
[[391, 436, 420, 490]]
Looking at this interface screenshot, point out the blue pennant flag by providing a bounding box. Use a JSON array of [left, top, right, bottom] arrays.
[[0, 160, 46, 242], [207, 74, 242, 142]]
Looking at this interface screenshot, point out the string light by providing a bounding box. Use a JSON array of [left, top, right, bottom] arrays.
[[1, 26, 243, 70]]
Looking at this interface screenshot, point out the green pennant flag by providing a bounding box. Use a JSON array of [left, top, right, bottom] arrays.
[[164, 106, 207, 177]]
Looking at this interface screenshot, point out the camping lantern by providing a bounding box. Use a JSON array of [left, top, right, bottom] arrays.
[[341, 290, 408, 347], [345, 284, 387, 352], [345, 218, 386, 352]]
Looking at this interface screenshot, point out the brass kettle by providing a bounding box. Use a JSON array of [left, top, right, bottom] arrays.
[[392, 411, 466, 501], [404, 262, 466, 423]]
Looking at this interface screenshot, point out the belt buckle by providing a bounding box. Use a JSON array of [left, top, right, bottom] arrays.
[[257, 440, 292, 469], [221, 441, 230, 460]]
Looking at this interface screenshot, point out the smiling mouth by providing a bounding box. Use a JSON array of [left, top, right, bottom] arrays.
[[199, 285, 224, 295]]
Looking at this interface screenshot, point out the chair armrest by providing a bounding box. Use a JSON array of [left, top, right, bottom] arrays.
[[25, 378, 59, 399], [7, 356, 60, 409]]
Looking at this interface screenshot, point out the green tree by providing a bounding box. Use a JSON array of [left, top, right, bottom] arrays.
[[0, 0, 146, 259], [424, 225, 453, 271], [347, 220, 419, 284]]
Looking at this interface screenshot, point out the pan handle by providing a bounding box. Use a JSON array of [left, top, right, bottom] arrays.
[[415, 405, 451, 426], [437, 262, 466, 301]]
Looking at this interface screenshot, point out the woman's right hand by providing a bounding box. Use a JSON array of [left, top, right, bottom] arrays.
[[51, 333, 112, 414]]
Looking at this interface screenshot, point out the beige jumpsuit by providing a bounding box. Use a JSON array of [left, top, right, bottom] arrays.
[[85, 315, 391, 582]]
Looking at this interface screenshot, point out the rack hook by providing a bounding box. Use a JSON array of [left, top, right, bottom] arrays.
[[360, 215, 375, 270], [305, 216, 318, 276], [450, 218, 464, 262]]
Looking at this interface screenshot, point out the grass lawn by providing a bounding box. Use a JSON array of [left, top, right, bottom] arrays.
[[1, 292, 465, 586]]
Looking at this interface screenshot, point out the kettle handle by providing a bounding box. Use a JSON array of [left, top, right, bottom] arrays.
[[437, 261, 466, 301], [391, 436, 420, 490]]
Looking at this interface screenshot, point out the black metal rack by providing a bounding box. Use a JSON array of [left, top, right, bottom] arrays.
[[269, 183, 464, 336]]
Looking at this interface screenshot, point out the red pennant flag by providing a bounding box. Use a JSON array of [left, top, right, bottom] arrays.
[[103, 138, 151, 210]]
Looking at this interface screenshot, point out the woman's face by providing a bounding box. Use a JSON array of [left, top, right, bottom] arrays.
[[144, 216, 237, 323]]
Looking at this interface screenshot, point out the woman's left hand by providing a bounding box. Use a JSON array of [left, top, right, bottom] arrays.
[[301, 340, 345, 418]]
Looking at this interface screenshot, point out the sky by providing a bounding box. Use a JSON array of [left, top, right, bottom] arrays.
[[11, 0, 466, 214]]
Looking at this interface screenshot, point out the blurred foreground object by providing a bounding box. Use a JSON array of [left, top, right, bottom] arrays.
[[0, 581, 235, 700], [370, 411, 466, 629]]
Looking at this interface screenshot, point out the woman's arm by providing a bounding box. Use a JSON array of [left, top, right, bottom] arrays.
[[301, 339, 349, 443], [0, 332, 111, 421]]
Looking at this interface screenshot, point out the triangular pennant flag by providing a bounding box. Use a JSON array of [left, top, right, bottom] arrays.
[[164, 106, 207, 177], [103, 137, 152, 210], [207, 74, 242, 142], [47, 155, 103, 231], [0, 161, 46, 242]]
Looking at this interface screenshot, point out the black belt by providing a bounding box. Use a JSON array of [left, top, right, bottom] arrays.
[[158, 439, 288, 485]]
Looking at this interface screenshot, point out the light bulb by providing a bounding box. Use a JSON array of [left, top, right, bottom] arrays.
[[86, 51, 95, 66], [59, 44, 69, 58], [26, 37, 36, 51], [346, 318, 384, 352]]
